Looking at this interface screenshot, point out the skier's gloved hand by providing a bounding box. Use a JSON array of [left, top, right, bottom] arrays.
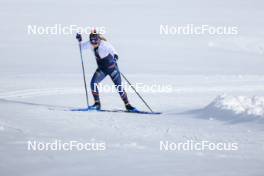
[[114, 54, 119, 60], [76, 33, 82, 42]]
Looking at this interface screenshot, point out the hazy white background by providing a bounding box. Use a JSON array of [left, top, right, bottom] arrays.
[[0, 0, 264, 176]]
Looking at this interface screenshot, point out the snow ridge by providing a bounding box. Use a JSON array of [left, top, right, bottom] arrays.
[[207, 95, 264, 119]]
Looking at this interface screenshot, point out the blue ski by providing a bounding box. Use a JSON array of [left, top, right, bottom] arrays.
[[70, 107, 161, 115]]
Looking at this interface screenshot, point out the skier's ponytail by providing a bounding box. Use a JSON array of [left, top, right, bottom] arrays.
[[99, 34, 107, 41]]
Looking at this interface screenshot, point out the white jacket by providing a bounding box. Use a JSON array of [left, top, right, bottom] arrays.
[[81, 40, 118, 59]]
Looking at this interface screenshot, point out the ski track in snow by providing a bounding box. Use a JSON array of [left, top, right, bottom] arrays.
[[0, 88, 81, 99]]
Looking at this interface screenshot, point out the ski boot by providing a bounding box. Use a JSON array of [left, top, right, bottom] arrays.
[[125, 103, 137, 112], [89, 102, 101, 110]]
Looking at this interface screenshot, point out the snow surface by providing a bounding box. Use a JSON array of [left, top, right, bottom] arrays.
[[1, 0, 264, 176]]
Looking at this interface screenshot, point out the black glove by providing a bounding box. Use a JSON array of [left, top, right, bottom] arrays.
[[76, 33, 82, 42], [114, 54, 119, 60]]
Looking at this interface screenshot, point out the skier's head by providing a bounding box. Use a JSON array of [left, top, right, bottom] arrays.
[[89, 29, 100, 46]]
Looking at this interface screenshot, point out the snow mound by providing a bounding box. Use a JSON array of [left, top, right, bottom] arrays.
[[205, 95, 264, 121]]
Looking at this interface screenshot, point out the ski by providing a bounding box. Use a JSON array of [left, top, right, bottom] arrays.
[[70, 107, 162, 115]]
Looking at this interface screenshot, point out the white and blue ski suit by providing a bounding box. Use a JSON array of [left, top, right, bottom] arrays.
[[81, 40, 129, 105]]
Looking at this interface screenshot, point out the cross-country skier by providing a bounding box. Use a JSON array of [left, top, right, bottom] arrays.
[[76, 30, 136, 112]]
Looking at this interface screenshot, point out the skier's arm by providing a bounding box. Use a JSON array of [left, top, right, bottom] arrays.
[[108, 43, 119, 60]]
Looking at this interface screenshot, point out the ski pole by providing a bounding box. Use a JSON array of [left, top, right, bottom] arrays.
[[78, 41, 89, 108], [120, 72, 154, 112]]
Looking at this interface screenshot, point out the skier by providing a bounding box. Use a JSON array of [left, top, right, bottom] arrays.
[[76, 30, 136, 111]]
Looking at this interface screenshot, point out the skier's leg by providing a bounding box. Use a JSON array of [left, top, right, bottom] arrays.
[[90, 69, 106, 105], [109, 69, 136, 111], [109, 69, 130, 105]]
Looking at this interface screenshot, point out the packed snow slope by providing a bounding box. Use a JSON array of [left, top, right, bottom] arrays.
[[1, 0, 264, 176]]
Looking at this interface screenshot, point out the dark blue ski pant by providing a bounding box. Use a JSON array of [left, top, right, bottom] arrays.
[[90, 64, 129, 105]]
